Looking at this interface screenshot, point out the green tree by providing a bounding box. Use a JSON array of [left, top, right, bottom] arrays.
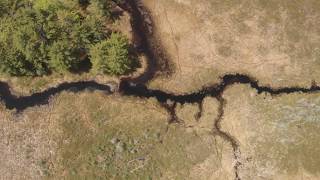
[[86, 0, 112, 18], [90, 33, 133, 75], [48, 40, 77, 73], [0, 0, 134, 76]]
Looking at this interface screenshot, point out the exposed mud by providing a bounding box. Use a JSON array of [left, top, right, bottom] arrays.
[[1, 1, 320, 179], [113, 0, 172, 84]]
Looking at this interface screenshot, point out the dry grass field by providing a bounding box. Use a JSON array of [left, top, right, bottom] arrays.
[[222, 85, 320, 179], [1, 0, 320, 179], [143, 0, 320, 93], [0, 92, 234, 179]]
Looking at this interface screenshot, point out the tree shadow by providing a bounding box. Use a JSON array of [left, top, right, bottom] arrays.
[[71, 57, 92, 74]]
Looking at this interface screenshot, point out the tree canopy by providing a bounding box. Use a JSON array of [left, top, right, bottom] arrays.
[[90, 33, 133, 75], [0, 0, 134, 76]]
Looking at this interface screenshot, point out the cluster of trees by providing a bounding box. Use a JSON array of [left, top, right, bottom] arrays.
[[0, 0, 134, 76]]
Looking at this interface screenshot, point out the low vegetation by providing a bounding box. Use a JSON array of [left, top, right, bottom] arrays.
[[0, 93, 231, 179], [0, 0, 134, 76], [222, 84, 320, 179]]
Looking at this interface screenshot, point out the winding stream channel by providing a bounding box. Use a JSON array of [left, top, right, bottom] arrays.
[[1, 1, 320, 179]]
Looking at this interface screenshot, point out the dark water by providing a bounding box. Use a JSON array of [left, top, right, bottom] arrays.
[[1, 73, 319, 112], [120, 73, 320, 103], [0, 81, 111, 111]]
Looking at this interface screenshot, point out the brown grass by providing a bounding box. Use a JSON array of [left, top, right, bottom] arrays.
[[0, 92, 233, 179], [142, 0, 320, 93]]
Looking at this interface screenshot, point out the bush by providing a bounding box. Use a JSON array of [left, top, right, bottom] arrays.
[[90, 33, 133, 75]]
